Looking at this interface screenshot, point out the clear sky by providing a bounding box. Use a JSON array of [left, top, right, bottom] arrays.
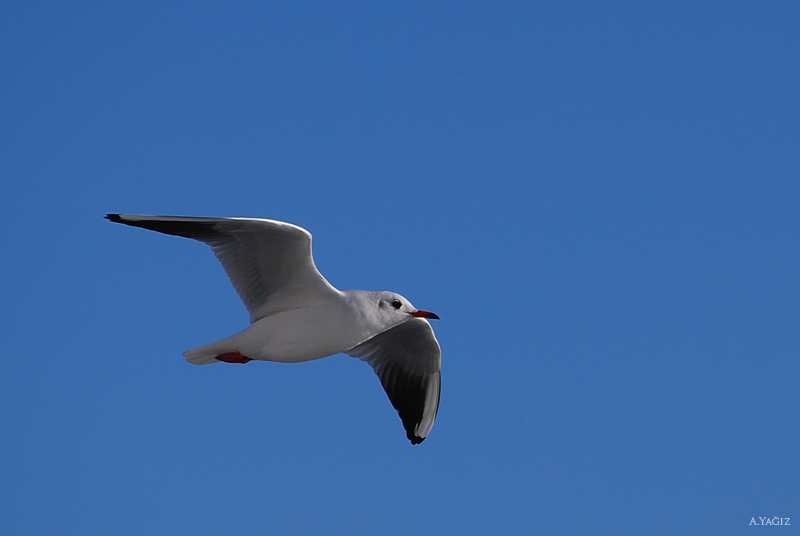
[[1, 1, 798, 534]]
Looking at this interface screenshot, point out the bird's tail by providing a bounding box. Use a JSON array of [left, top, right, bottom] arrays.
[[183, 337, 238, 365], [183, 345, 221, 365], [183, 325, 255, 365]]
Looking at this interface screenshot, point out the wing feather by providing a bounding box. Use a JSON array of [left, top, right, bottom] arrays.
[[105, 214, 339, 322], [346, 318, 442, 444]]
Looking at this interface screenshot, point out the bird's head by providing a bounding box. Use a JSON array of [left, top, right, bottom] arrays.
[[374, 291, 439, 327]]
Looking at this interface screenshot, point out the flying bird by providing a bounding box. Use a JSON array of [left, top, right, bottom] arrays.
[[106, 214, 441, 444]]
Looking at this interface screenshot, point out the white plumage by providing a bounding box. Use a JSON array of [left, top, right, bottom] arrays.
[[107, 214, 441, 444]]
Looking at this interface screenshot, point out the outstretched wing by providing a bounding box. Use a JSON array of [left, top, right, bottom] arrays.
[[346, 318, 441, 445], [106, 214, 340, 322]]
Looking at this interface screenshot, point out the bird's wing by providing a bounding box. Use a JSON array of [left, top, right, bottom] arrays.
[[346, 318, 441, 445], [106, 214, 340, 322]]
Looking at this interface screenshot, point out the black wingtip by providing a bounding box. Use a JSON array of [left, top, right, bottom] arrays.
[[102, 214, 222, 239], [408, 433, 425, 445]]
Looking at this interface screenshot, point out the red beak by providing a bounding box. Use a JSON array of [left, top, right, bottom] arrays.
[[411, 309, 440, 320]]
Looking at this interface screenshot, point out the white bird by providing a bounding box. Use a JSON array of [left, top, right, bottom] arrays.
[[106, 214, 441, 444]]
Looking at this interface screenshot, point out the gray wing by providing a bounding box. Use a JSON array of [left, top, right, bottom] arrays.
[[346, 318, 441, 445], [106, 214, 339, 322]]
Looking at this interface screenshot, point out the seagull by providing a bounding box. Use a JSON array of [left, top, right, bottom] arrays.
[[105, 214, 441, 444]]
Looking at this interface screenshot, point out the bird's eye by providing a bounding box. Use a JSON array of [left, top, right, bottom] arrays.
[[391, 299, 402, 309]]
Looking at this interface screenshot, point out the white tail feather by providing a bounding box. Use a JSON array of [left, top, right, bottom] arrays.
[[183, 348, 219, 365], [182, 339, 234, 365]]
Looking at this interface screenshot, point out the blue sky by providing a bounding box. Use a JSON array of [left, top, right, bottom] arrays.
[[1, 1, 798, 534]]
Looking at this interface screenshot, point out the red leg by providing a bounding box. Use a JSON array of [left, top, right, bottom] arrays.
[[215, 351, 253, 364]]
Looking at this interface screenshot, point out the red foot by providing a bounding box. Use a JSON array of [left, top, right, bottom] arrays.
[[215, 351, 253, 364]]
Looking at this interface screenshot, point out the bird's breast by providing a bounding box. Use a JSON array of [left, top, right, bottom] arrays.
[[237, 300, 375, 363]]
